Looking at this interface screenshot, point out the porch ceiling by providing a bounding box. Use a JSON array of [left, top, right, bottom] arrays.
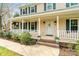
[[9, 7, 79, 22]]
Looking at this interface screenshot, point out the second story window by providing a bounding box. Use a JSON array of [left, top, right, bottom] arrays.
[[66, 3, 78, 8], [30, 5, 37, 14], [47, 3, 53, 10], [44, 3, 56, 11], [31, 6, 35, 13], [23, 9, 26, 14]]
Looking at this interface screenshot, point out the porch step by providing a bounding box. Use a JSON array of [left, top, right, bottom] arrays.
[[38, 42, 59, 48], [39, 39, 56, 44]]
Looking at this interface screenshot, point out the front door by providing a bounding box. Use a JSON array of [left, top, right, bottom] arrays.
[[46, 21, 53, 35]]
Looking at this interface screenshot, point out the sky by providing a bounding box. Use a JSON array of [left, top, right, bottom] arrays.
[[10, 3, 22, 14]]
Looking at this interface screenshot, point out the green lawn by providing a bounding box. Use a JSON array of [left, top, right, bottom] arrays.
[[0, 46, 21, 56]]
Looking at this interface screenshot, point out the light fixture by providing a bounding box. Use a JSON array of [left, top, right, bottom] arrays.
[[43, 21, 45, 24], [54, 21, 56, 24]]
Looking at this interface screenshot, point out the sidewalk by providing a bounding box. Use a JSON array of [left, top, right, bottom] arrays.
[[0, 38, 59, 56]]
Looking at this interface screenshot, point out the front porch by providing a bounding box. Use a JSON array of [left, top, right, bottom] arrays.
[[9, 10, 79, 43]]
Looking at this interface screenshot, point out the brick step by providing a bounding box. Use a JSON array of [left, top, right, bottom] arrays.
[[38, 42, 59, 48], [39, 39, 57, 44]]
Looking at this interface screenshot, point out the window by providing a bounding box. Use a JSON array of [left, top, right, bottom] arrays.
[[23, 9, 26, 14], [46, 3, 53, 10], [66, 19, 78, 31], [45, 3, 56, 11], [71, 20, 78, 31], [13, 22, 19, 29], [30, 6, 36, 13], [31, 22, 35, 30], [23, 22, 27, 29], [66, 3, 78, 7], [31, 22, 37, 31]]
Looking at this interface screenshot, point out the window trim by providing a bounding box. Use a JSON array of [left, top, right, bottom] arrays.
[[30, 22, 37, 31], [66, 18, 78, 31], [46, 3, 53, 11], [21, 7, 28, 15], [46, 3, 56, 11], [30, 5, 36, 14]]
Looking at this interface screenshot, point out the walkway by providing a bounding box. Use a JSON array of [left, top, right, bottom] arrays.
[[0, 38, 59, 56]]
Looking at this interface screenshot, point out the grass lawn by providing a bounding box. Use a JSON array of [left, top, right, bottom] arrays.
[[0, 46, 21, 56]]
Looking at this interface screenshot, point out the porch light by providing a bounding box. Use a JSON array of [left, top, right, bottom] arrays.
[[54, 21, 57, 24], [43, 21, 45, 24]]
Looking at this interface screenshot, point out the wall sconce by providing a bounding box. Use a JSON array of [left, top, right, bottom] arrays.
[[43, 21, 45, 24], [54, 21, 57, 24]]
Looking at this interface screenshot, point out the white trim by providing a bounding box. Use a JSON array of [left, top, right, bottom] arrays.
[[22, 19, 24, 32], [69, 18, 78, 31], [9, 6, 79, 21], [30, 5, 36, 14], [57, 16, 59, 37], [38, 18, 41, 36], [46, 3, 53, 11], [69, 19, 71, 31]]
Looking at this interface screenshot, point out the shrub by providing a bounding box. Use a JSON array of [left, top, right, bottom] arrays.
[[11, 33, 20, 42], [19, 32, 36, 45], [5, 32, 12, 39], [55, 36, 60, 44], [74, 40, 79, 55], [0, 31, 5, 38]]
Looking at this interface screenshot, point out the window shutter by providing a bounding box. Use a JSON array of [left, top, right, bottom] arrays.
[[66, 19, 70, 31], [29, 22, 30, 30], [66, 3, 70, 7], [25, 8, 27, 14], [44, 3, 46, 11], [35, 5, 37, 12], [53, 3, 56, 9], [29, 7, 30, 14], [20, 9, 22, 15], [35, 22, 37, 30]]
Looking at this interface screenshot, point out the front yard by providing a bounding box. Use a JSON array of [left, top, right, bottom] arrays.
[[0, 46, 21, 56]]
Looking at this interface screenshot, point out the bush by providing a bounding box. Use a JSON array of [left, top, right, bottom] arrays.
[[11, 33, 20, 42], [55, 36, 60, 44], [19, 32, 36, 45], [5, 32, 12, 39], [0, 31, 5, 38], [74, 40, 79, 55]]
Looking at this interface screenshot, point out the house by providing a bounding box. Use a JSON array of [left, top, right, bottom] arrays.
[[8, 3, 79, 43]]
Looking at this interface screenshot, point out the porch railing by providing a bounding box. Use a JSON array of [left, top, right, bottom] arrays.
[[11, 29, 38, 37], [59, 30, 79, 40]]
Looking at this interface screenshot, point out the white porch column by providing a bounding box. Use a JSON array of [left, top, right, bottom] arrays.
[[10, 19, 12, 31], [38, 18, 41, 36], [22, 19, 24, 32], [57, 16, 59, 37]]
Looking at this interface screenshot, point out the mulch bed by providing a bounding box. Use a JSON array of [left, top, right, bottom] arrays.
[[59, 42, 76, 56], [59, 47, 75, 56]]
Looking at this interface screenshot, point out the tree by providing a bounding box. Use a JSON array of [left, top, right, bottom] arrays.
[[13, 13, 19, 17], [0, 3, 3, 30], [0, 3, 11, 31]]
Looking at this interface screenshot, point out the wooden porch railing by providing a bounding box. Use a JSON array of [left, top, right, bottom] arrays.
[[59, 30, 79, 40]]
